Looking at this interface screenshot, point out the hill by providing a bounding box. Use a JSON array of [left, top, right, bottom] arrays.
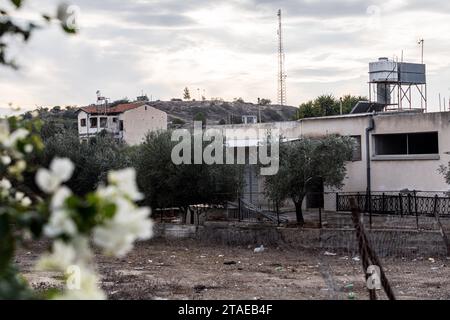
[[146, 100, 298, 127]]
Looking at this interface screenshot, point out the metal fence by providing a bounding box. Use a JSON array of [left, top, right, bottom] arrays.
[[337, 191, 450, 218]]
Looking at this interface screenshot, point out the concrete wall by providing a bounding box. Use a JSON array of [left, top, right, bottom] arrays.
[[210, 111, 450, 211], [121, 105, 168, 145], [299, 112, 450, 194]]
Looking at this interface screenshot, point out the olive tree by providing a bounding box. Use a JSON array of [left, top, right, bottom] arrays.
[[134, 131, 243, 223], [264, 135, 354, 225]]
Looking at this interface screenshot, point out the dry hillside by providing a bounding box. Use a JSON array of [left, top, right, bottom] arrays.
[[146, 100, 298, 127]]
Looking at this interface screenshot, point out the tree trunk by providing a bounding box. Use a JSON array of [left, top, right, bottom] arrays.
[[294, 199, 305, 226]]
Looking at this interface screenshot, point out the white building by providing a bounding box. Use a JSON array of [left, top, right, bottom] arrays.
[[209, 110, 450, 210], [77, 102, 168, 145]]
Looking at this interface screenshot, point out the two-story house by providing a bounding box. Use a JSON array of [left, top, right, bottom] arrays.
[[77, 102, 168, 145]]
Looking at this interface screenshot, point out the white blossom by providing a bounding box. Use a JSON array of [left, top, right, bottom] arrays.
[[36, 169, 61, 194], [0, 178, 11, 190], [93, 197, 153, 257], [36, 158, 75, 194], [24, 144, 34, 153], [1, 155, 11, 165], [44, 210, 77, 238], [21, 197, 32, 207], [15, 191, 25, 201], [108, 168, 143, 201], [37, 240, 77, 271], [50, 158, 75, 183], [3, 128, 29, 148], [51, 186, 72, 210]]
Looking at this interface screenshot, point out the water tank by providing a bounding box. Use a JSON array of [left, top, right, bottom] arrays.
[[369, 57, 398, 82], [398, 63, 426, 84]]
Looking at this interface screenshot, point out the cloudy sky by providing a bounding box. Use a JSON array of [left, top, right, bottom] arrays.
[[1, 0, 450, 112]]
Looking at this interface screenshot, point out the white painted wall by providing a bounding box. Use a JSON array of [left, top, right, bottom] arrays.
[[210, 111, 450, 210]]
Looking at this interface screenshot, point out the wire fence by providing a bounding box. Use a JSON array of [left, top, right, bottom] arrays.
[[152, 190, 450, 231]]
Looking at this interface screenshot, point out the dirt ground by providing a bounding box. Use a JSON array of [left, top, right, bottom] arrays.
[[16, 238, 450, 300]]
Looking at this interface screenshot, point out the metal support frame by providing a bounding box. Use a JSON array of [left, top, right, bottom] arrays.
[[368, 81, 427, 112]]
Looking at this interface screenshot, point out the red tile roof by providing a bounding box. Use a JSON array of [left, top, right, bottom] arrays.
[[79, 102, 145, 115]]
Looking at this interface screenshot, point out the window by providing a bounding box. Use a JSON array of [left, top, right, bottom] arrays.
[[112, 117, 118, 123], [119, 120, 124, 131], [100, 117, 107, 128], [374, 132, 439, 156], [80, 119, 86, 127], [351, 136, 362, 161], [90, 118, 98, 128]]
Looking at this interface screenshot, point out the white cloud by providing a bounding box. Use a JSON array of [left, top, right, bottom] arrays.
[[0, 0, 449, 111]]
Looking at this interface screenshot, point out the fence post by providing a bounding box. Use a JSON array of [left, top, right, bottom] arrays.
[[336, 192, 339, 212], [399, 193, 403, 217], [433, 194, 439, 216], [414, 191, 419, 230], [369, 191, 373, 230], [407, 194, 412, 215], [319, 207, 322, 229], [238, 198, 241, 222]]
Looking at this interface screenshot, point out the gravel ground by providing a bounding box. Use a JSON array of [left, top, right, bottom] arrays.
[[16, 238, 450, 300]]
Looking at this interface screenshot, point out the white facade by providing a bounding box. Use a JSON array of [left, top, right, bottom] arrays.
[[77, 112, 122, 139], [77, 104, 167, 145], [209, 111, 450, 209]]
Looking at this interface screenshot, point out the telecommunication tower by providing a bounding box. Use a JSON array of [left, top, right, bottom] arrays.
[[277, 9, 287, 106]]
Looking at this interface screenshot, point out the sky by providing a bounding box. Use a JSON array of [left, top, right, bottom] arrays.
[[1, 0, 450, 113]]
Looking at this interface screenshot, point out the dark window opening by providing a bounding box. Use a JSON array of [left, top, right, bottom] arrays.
[[113, 117, 118, 123], [408, 132, 439, 154], [351, 136, 362, 161], [119, 120, 124, 131], [100, 117, 107, 128], [90, 118, 98, 128], [80, 119, 86, 127], [374, 132, 438, 156]]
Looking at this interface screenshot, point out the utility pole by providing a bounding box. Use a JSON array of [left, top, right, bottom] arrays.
[[277, 9, 287, 106]]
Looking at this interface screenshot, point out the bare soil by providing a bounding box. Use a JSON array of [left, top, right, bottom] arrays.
[[16, 238, 450, 300]]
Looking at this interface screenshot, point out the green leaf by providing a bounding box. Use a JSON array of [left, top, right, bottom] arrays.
[[10, 0, 22, 8], [61, 24, 77, 34], [0, 214, 14, 272]]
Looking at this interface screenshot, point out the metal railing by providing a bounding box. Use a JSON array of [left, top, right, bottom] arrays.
[[337, 191, 450, 218]]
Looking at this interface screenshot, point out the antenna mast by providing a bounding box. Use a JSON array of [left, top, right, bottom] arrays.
[[277, 9, 287, 106]]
